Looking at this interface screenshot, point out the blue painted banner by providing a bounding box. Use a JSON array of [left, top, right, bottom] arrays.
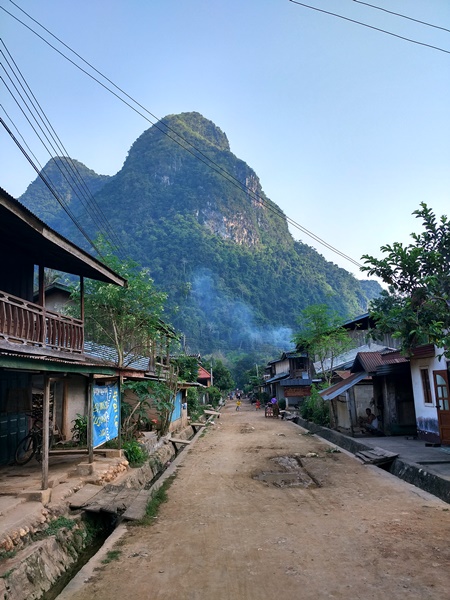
[[93, 382, 119, 448]]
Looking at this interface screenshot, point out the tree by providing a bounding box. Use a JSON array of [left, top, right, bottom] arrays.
[[172, 354, 199, 382], [73, 244, 168, 368], [293, 304, 353, 387], [361, 203, 450, 356], [211, 359, 234, 392], [123, 364, 179, 437]]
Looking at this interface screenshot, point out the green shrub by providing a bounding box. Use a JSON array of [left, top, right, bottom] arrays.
[[300, 385, 329, 426], [122, 440, 148, 467], [207, 386, 222, 407], [71, 414, 87, 445], [45, 516, 76, 536]]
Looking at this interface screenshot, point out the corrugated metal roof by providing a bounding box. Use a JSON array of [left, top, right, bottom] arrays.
[[410, 344, 436, 359], [84, 341, 148, 370], [320, 371, 368, 401], [352, 351, 409, 374], [0, 187, 126, 286], [335, 370, 353, 380], [280, 378, 313, 387], [265, 372, 289, 384], [198, 366, 211, 379], [315, 343, 394, 374]]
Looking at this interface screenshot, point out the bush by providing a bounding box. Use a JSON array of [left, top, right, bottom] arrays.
[[186, 387, 203, 421], [122, 440, 148, 467], [71, 414, 87, 445], [300, 386, 329, 426], [207, 386, 222, 407]]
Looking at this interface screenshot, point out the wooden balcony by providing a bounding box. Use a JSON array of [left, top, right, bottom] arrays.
[[0, 290, 84, 354]]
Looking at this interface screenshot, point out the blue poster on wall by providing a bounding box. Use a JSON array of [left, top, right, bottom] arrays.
[[93, 382, 119, 448]]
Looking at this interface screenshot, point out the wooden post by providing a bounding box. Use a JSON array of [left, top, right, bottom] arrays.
[[118, 375, 122, 451], [87, 375, 94, 464], [38, 265, 45, 307], [41, 375, 51, 490], [39, 265, 47, 347], [80, 276, 85, 323], [346, 390, 354, 437]]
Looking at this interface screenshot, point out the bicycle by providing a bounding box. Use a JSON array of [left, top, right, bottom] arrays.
[[15, 414, 53, 465]]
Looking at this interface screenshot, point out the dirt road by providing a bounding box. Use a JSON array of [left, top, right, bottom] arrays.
[[62, 401, 450, 600]]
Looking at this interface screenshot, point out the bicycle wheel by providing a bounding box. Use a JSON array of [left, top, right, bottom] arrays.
[[15, 434, 37, 465], [35, 431, 53, 463]]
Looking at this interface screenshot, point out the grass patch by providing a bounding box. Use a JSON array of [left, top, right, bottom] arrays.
[[101, 550, 122, 564], [0, 550, 16, 563], [0, 568, 15, 579], [325, 447, 341, 454], [137, 474, 176, 526], [45, 516, 76, 536]]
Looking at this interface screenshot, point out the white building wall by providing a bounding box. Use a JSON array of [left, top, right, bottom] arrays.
[[410, 351, 442, 442]]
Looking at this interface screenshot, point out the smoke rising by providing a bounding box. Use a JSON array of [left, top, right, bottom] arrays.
[[191, 270, 294, 352]]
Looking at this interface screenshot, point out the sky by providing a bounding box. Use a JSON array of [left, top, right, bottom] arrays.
[[1, 0, 449, 280]]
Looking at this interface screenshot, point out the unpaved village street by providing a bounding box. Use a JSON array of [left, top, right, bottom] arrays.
[[62, 401, 450, 600]]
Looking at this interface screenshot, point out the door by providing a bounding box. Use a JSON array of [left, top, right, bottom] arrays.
[[433, 370, 450, 445]]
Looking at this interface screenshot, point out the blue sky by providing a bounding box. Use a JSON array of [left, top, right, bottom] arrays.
[[1, 0, 449, 278]]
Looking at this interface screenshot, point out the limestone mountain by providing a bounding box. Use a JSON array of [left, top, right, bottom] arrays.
[[19, 112, 379, 354]]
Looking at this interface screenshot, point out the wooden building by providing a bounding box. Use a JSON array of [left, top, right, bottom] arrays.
[[0, 187, 126, 486]]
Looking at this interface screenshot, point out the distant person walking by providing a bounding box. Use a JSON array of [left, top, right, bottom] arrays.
[[272, 399, 280, 418], [236, 400, 242, 411]]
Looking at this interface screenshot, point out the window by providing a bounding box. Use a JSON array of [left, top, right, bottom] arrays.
[[420, 369, 433, 405], [434, 372, 449, 411]]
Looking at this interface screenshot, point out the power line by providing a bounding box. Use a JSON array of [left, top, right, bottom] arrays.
[[0, 102, 42, 169], [0, 115, 100, 253], [0, 64, 121, 258], [289, 0, 450, 55], [352, 1, 450, 34], [0, 40, 125, 257], [2, 1, 363, 269]]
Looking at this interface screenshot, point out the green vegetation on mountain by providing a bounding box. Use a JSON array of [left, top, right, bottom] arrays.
[[20, 112, 380, 356]]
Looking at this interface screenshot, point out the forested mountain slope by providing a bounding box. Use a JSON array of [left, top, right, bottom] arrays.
[[20, 112, 379, 354]]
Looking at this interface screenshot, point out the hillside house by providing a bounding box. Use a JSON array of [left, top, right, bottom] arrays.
[[264, 350, 316, 408], [0, 187, 126, 485]]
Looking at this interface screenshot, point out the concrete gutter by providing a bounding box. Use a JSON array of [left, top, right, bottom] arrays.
[[56, 415, 216, 599]]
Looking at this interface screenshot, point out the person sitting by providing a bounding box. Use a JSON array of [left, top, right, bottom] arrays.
[[358, 408, 378, 432]]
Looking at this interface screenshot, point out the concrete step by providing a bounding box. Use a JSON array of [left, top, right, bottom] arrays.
[[0, 495, 26, 519]]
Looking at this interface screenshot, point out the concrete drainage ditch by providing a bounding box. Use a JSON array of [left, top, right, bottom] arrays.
[[0, 422, 206, 600]]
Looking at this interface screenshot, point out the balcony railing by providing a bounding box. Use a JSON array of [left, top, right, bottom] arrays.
[[0, 290, 84, 354]]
